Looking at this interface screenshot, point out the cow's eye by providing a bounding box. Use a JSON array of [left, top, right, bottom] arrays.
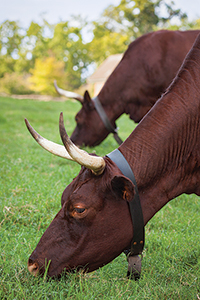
[[74, 207, 85, 214], [70, 205, 87, 218]]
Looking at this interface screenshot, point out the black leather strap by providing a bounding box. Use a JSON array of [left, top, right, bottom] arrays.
[[106, 149, 145, 255], [93, 97, 123, 145]]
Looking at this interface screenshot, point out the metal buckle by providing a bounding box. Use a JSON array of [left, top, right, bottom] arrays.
[[127, 254, 143, 280]]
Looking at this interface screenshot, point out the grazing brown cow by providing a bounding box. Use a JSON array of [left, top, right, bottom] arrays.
[[26, 33, 200, 278], [55, 29, 200, 147]]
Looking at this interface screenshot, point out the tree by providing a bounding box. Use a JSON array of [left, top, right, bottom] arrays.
[[90, 0, 188, 65], [29, 56, 66, 95], [0, 20, 24, 76], [89, 26, 129, 65], [0, 20, 23, 57], [0, 2, 191, 95], [99, 0, 187, 38], [48, 17, 92, 89], [26, 21, 54, 61]]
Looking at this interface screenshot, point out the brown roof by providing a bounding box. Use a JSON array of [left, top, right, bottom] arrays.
[[87, 54, 123, 83]]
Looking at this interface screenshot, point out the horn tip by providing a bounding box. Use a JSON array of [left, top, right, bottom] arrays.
[[59, 112, 66, 137], [24, 118, 30, 128]]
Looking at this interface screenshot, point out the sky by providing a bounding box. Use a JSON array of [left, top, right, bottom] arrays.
[[1, 0, 200, 28]]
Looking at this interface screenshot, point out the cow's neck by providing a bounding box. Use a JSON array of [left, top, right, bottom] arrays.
[[97, 73, 161, 125], [119, 57, 200, 225], [97, 87, 125, 123]]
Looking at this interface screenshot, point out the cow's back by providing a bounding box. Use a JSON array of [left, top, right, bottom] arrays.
[[125, 30, 199, 88], [150, 30, 200, 85], [120, 30, 200, 121]]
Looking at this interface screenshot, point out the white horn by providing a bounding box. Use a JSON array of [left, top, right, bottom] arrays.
[[54, 80, 83, 103], [59, 112, 106, 175], [25, 119, 74, 161]]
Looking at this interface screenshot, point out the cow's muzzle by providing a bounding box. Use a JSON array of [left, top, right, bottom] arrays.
[[28, 258, 39, 276]]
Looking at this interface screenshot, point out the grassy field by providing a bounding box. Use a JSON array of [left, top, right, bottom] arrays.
[[0, 96, 199, 299]]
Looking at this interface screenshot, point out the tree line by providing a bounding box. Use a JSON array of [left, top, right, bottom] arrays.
[[0, 0, 199, 96]]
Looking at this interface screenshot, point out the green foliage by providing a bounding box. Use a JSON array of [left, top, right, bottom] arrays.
[[0, 55, 15, 77], [88, 0, 191, 68], [48, 18, 93, 89], [185, 18, 200, 30], [0, 20, 23, 56], [29, 56, 66, 95], [94, 0, 188, 39], [26, 21, 43, 37], [27, 21, 54, 61], [0, 96, 199, 299], [0, 72, 33, 94], [0, 1, 197, 95], [89, 27, 129, 65]]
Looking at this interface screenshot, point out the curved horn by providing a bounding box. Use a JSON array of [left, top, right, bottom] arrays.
[[54, 80, 83, 103], [59, 112, 106, 175], [25, 119, 74, 161]]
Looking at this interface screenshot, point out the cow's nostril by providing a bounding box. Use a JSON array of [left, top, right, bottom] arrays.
[[28, 259, 39, 276]]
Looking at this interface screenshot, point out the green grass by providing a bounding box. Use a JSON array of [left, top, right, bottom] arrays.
[[0, 96, 199, 299]]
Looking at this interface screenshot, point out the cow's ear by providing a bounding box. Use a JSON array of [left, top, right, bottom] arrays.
[[83, 90, 94, 110], [111, 175, 135, 202]]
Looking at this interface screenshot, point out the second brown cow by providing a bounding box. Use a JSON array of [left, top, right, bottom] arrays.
[[56, 29, 200, 146]]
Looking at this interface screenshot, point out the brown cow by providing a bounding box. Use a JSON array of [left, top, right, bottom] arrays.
[[55, 29, 200, 147], [26, 33, 200, 278]]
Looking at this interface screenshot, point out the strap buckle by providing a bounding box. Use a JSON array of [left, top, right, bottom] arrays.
[[127, 253, 143, 280]]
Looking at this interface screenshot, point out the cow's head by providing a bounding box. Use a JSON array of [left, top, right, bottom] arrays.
[[26, 113, 134, 277], [70, 91, 114, 147], [54, 80, 118, 147]]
